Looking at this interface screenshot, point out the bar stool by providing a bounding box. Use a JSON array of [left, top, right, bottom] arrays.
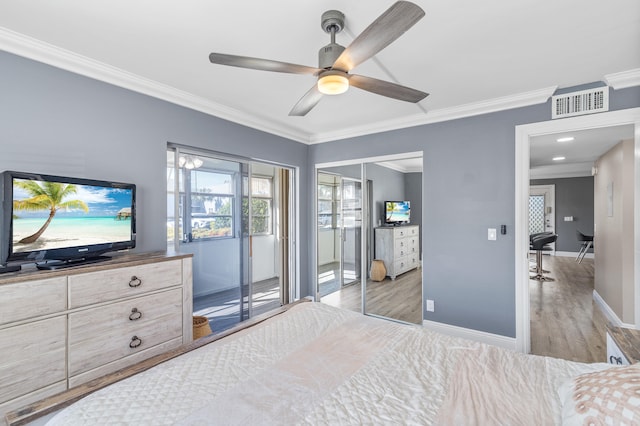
[[530, 233, 557, 281], [576, 230, 594, 264], [529, 232, 552, 273]]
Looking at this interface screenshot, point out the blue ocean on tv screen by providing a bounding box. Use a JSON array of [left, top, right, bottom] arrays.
[[386, 202, 410, 222], [12, 179, 133, 252]]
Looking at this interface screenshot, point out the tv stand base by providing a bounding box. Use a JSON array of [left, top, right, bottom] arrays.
[[36, 255, 111, 270]]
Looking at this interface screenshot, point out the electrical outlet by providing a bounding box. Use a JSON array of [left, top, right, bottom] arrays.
[[426, 299, 435, 312]]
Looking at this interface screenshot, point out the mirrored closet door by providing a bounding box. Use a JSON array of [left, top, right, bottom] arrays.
[[316, 154, 423, 325]]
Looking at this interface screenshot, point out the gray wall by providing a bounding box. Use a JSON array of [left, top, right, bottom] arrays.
[[0, 51, 311, 294], [530, 177, 594, 252], [3, 48, 639, 339], [310, 85, 640, 338], [365, 163, 406, 228], [404, 172, 423, 254]]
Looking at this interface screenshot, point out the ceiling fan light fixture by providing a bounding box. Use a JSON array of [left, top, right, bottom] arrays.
[[317, 72, 349, 95], [179, 154, 204, 169]]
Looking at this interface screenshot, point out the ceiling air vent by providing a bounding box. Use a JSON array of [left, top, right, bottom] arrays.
[[551, 87, 609, 119]]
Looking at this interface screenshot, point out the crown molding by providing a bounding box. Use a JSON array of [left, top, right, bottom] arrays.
[[308, 86, 557, 144], [604, 68, 640, 90], [6, 27, 634, 146], [0, 27, 309, 144], [375, 161, 422, 173]]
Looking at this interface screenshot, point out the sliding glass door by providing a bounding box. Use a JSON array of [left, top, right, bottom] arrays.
[[168, 147, 293, 334], [317, 168, 363, 312], [340, 178, 361, 287]]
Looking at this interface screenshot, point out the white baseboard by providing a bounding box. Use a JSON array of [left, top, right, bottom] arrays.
[[422, 320, 517, 351], [593, 290, 634, 328]]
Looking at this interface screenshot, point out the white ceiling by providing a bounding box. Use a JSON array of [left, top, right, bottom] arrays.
[[530, 124, 634, 179], [0, 1, 639, 144]]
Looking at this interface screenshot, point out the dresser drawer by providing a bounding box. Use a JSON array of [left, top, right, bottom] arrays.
[[393, 228, 409, 239], [69, 259, 182, 308], [394, 257, 409, 274], [0, 381, 67, 426], [0, 277, 67, 326], [407, 236, 419, 251], [0, 316, 66, 403], [394, 237, 408, 254], [68, 288, 183, 376], [408, 253, 420, 269]]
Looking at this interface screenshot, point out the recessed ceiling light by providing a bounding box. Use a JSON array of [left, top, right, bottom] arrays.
[[552, 156, 566, 161], [556, 137, 574, 142]]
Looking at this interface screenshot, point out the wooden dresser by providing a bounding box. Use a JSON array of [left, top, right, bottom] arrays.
[[606, 324, 640, 365], [0, 252, 193, 424], [374, 225, 420, 280]]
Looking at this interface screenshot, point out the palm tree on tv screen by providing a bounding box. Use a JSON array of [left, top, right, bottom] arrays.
[[13, 181, 89, 244], [386, 202, 397, 221]]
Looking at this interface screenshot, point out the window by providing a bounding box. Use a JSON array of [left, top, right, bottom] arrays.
[[167, 153, 237, 242], [317, 183, 337, 229], [188, 170, 234, 240], [243, 176, 273, 235], [168, 150, 274, 241]]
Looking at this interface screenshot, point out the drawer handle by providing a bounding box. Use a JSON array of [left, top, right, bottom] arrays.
[[129, 336, 142, 349], [129, 276, 142, 288], [129, 308, 143, 321]]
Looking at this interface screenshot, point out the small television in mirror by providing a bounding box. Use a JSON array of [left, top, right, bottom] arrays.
[[384, 201, 410, 225], [1, 171, 136, 271]]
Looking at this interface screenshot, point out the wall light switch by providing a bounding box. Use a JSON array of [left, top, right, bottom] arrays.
[[488, 228, 497, 241]]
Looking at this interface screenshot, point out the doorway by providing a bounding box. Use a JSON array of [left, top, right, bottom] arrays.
[[167, 146, 296, 334], [515, 108, 640, 354]]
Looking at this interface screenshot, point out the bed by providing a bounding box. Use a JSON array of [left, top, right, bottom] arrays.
[[9, 301, 640, 425]]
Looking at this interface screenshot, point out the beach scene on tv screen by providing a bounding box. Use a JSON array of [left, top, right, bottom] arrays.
[[12, 179, 132, 253], [386, 202, 410, 222]]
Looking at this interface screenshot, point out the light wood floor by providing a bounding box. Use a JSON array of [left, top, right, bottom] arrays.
[[322, 267, 423, 324], [530, 255, 606, 363], [322, 255, 606, 363]]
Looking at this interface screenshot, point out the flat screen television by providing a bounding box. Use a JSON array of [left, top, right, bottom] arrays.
[[384, 200, 410, 225], [0, 171, 136, 271]]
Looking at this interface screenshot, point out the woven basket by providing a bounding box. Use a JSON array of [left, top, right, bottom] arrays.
[[370, 259, 386, 282], [192, 316, 212, 340]]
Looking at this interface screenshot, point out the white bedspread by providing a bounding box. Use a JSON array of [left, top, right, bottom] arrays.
[[47, 302, 608, 425]]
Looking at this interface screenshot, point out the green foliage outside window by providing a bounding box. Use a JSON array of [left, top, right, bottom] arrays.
[[242, 197, 272, 234]]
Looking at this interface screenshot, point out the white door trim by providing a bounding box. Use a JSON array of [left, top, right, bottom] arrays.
[[515, 107, 640, 354]]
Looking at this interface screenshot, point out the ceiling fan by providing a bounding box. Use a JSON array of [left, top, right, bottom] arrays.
[[208, 1, 428, 116]]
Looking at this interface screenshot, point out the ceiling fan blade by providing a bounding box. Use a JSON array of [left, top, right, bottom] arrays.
[[332, 1, 425, 72], [209, 53, 322, 75], [349, 74, 428, 103], [289, 85, 324, 116]]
